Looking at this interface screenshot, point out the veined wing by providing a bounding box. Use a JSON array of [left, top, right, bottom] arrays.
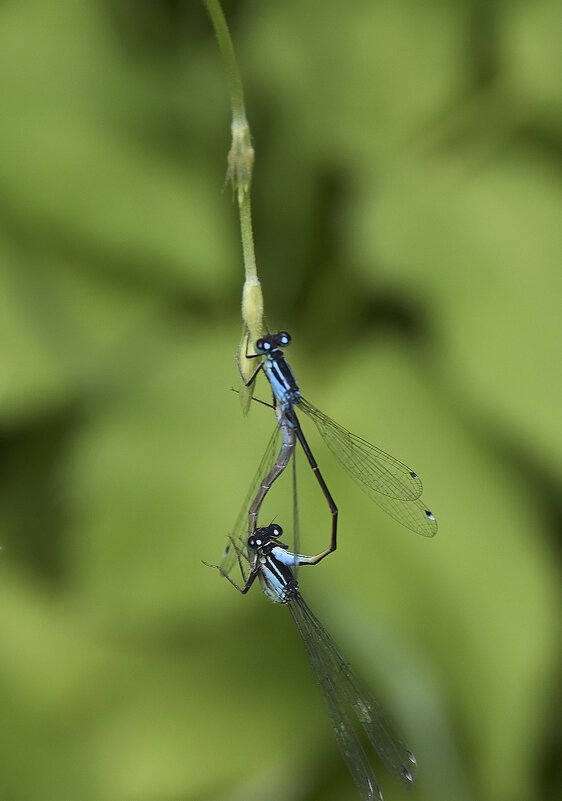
[[298, 398, 423, 501], [289, 595, 384, 801], [218, 425, 282, 579], [290, 594, 416, 795], [219, 418, 297, 579], [298, 397, 437, 537]]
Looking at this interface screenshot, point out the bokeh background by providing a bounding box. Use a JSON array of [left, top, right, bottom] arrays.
[[0, 2, 560, 800]]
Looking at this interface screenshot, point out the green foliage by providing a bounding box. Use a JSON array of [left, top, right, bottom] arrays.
[[0, 2, 560, 801]]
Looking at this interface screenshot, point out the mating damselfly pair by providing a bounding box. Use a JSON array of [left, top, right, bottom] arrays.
[[206, 331, 437, 800]]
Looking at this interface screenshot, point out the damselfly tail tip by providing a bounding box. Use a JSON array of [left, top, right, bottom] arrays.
[[402, 766, 414, 784], [401, 750, 417, 784]]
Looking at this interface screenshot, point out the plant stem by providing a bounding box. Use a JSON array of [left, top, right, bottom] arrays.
[[204, 0, 264, 409]]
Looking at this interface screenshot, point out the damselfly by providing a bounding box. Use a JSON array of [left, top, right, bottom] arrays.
[[243, 331, 437, 538], [207, 523, 416, 801]]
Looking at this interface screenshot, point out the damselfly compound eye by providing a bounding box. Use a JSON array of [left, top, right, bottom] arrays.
[[256, 337, 271, 352]]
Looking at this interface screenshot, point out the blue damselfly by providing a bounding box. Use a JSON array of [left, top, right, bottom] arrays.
[[243, 331, 437, 539], [208, 523, 416, 801]]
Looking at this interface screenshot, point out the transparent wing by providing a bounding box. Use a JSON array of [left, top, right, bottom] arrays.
[[217, 419, 298, 579], [289, 594, 416, 795], [298, 397, 437, 537], [218, 425, 282, 579], [289, 596, 384, 801], [298, 398, 423, 500]]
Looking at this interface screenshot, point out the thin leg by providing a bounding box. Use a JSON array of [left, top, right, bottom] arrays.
[[234, 331, 264, 388], [242, 361, 263, 388], [203, 559, 258, 594], [203, 538, 258, 594], [235, 352, 263, 388], [229, 388, 274, 410], [287, 410, 338, 565], [243, 332, 263, 361]]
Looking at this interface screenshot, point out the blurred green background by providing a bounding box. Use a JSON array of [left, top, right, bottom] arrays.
[[0, 1, 560, 800]]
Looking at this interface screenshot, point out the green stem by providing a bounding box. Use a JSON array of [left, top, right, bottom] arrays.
[[204, 1, 264, 409], [203, 0, 245, 123]]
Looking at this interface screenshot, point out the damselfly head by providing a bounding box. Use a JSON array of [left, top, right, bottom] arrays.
[[248, 524, 284, 551], [255, 331, 292, 353]]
